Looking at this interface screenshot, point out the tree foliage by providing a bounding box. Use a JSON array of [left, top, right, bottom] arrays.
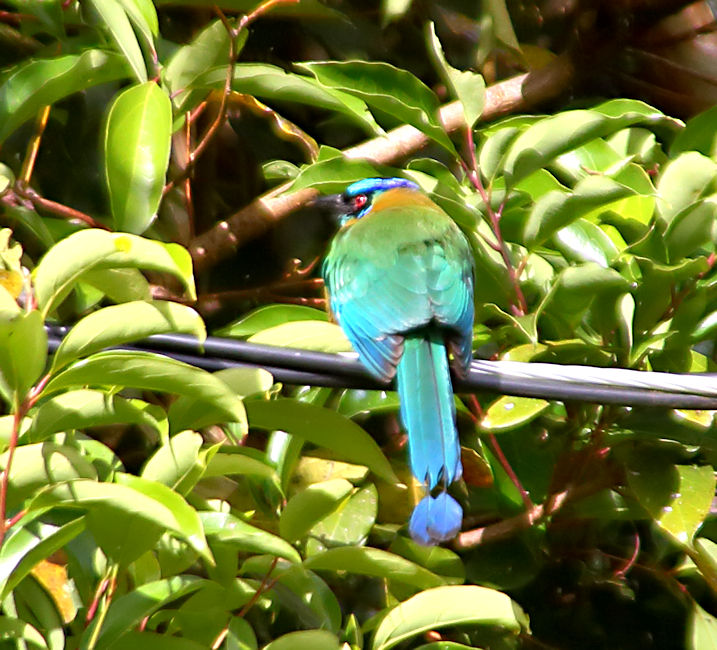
[[1, 0, 717, 648]]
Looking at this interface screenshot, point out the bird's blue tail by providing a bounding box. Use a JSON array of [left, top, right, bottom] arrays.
[[396, 333, 462, 545]]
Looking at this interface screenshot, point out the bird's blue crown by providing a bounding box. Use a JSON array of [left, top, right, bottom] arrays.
[[345, 177, 419, 198]]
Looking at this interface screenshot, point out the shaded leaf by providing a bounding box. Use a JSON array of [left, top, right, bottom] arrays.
[[247, 399, 397, 483], [280, 478, 353, 541], [0, 51, 130, 145]]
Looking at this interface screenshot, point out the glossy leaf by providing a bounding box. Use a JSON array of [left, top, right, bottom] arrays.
[[308, 483, 378, 547], [248, 321, 351, 352], [104, 82, 172, 233], [141, 430, 204, 492], [291, 153, 384, 194], [627, 455, 715, 546], [280, 478, 353, 541], [164, 19, 232, 112], [87, 576, 206, 647], [372, 585, 526, 650], [51, 300, 205, 371], [246, 399, 397, 483], [191, 63, 381, 134], [0, 442, 97, 510], [502, 100, 672, 186], [85, 0, 147, 82], [201, 511, 301, 563], [28, 389, 167, 442], [0, 517, 85, 599], [524, 176, 635, 247], [305, 546, 445, 589], [215, 305, 328, 337], [481, 396, 550, 433], [663, 197, 717, 262], [0, 309, 46, 398], [656, 152, 717, 224], [241, 557, 341, 632], [689, 601, 717, 650], [298, 60, 455, 153], [263, 630, 340, 650], [43, 351, 245, 427], [0, 51, 130, 144], [33, 229, 195, 318]]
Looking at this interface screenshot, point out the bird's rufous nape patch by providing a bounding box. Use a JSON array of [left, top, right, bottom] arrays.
[[370, 187, 437, 212]]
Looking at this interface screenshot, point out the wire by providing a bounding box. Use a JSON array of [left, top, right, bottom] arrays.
[[44, 325, 717, 409]]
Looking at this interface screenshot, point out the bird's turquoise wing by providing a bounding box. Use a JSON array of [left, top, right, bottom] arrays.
[[322, 204, 474, 380]]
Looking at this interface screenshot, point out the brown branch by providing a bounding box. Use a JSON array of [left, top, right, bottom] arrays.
[[189, 54, 575, 273], [453, 472, 613, 550], [16, 188, 110, 230]]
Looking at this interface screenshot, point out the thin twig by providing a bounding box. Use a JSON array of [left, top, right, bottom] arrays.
[[15, 188, 109, 230], [20, 105, 51, 184]]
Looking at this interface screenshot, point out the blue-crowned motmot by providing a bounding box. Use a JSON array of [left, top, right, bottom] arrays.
[[318, 177, 474, 545]]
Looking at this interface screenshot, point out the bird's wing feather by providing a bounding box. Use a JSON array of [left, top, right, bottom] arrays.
[[323, 199, 474, 381]]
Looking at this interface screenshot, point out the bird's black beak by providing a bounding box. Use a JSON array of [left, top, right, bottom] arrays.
[[309, 193, 344, 211], [309, 192, 348, 227]]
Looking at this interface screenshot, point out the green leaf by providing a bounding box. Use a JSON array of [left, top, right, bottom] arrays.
[[671, 105, 717, 159], [87, 576, 206, 647], [242, 557, 341, 631], [81, 267, 151, 303], [264, 630, 340, 650], [248, 321, 351, 352], [107, 632, 207, 650], [0, 517, 85, 599], [689, 601, 717, 650], [43, 351, 245, 427], [553, 219, 621, 268], [291, 152, 383, 193], [305, 546, 445, 589], [215, 304, 328, 337], [85, 0, 147, 82], [164, 19, 232, 113], [104, 82, 172, 233], [524, 176, 635, 247], [502, 100, 672, 186], [280, 478, 353, 541], [52, 300, 205, 371], [201, 511, 301, 563], [141, 430, 204, 492], [656, 152, 717, 224], [0, 50, 130, 145], [28, 389, 168, 442], [29, 475, 212, 563], [664, 196, 717, 262], [298, 60, 455, 153], [0, 442, 97, 510], [168, 368, 259, 435], [381, 0, 412, 24], [308, 483, 378, 547], [33, 229, 196, 318], [0, 309, 47, 398], [372, 585, 526, 650], [627, 455, 715, 546], [246, 399, 397, 483], [426, 23, 484, 128], [0, 617, 47, 648], [190, 63, 381, 134], [484, 0, 520, 51], [481, 396, 550, 433], [204, 448, 277, 480]]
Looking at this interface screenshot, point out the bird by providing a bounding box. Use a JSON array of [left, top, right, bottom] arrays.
[[317, 177, 475, 545]]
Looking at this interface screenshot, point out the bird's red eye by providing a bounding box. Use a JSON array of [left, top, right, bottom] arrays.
[[353, 194, 368, 211]]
